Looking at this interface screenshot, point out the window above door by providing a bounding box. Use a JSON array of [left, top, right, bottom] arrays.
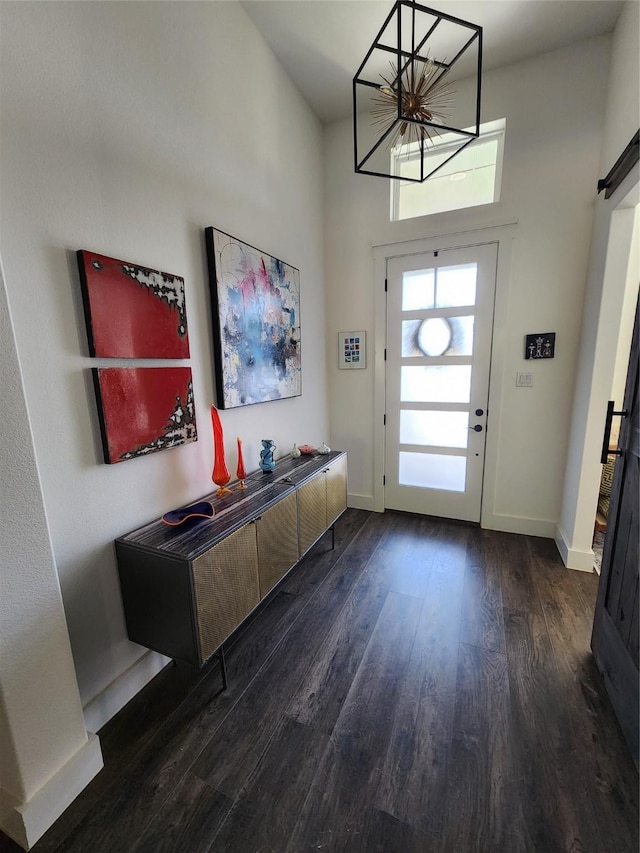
[[390, 119, 506, 222]]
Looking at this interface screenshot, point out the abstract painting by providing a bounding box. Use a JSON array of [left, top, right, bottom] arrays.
[[205, 227, 301, 409], [77, 250, 190, 358], [93, 367, 197, 464]]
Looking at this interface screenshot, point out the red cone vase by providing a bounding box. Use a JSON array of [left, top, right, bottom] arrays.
[[236, 437, 247, 489], [211, 405, 232, 497]]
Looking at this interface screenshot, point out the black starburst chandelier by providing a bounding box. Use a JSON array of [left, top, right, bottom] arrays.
[[353, 1, 482, 182]]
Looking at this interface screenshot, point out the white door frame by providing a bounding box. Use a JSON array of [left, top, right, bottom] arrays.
[[373, 223, 517, 521], [556, 169, 639, 569]]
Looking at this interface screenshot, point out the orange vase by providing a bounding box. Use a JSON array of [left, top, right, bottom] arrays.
[[211, 406, 232, 497], [236, 437, 247, 489]]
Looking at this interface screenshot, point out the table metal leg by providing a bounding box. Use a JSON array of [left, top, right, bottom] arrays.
[[218, 645, 228, 690]]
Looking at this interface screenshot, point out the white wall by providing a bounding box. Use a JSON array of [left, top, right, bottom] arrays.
[[0, 0, 327, 739], [598, 1, 640, 177], [557, 1, 640, 570], [324, 36, 611, 534]]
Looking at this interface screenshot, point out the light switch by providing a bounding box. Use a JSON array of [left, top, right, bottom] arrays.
[[516, 372, 533, 387]]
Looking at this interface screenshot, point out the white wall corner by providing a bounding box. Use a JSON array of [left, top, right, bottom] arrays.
[[0, 734, 103, 851], [1, 258, 103, 851], [555, 524, 596, 573]]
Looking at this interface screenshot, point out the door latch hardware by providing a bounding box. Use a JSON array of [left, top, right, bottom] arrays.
[[600, 400, 628, 463]]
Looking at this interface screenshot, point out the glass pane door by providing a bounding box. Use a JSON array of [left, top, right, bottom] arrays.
[[385, 244, 497, 521]]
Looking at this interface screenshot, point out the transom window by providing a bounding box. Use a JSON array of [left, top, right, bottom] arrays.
[[390, 119, 506, 221]]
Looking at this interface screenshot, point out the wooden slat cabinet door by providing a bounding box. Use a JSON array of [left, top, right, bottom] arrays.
[[191, 523, 260, 664], [255, 491, 300, 598], [298, 471, 327, 556], [298, 454, 348, 555], [325, 455, 348, 527]]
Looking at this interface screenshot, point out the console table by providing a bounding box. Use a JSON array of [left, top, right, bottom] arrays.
[[115, 451, 347, 686]]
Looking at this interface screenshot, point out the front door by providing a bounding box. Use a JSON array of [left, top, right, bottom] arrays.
[[591, 291, 639, 767], [385, 243, 497, 521]]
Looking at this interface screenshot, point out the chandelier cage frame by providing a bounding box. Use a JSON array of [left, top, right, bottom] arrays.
[[353, 0, 483, 182]]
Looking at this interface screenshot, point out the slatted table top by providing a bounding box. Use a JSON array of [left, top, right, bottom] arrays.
[[116, 451, 344, 561]]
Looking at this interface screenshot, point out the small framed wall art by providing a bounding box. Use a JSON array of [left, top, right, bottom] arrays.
[[338, 331, 366, 369], [77, 250, 190, 358], [525, 332, 556, 360], [92, 367, 197, 463], [205, 227, 301, 409]]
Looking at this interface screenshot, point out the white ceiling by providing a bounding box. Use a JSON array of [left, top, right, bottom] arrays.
[[242, 0, 624, 123]]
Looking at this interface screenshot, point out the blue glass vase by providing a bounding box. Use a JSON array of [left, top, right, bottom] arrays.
[[259, 439, 276, 473]]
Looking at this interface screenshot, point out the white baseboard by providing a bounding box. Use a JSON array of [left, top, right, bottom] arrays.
[[83, 650, 170, 734], [348, 503, 561, 534], [0, 734, 103, 850], [347, 493, 377, 511], [481, 512, 556, 538], [554, 525, 596, 572]]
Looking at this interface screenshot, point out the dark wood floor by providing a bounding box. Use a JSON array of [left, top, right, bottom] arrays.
[[4, 510, 638, 853]]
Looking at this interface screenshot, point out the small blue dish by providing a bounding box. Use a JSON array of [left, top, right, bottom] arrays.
[[162, 501, 215, 527]]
